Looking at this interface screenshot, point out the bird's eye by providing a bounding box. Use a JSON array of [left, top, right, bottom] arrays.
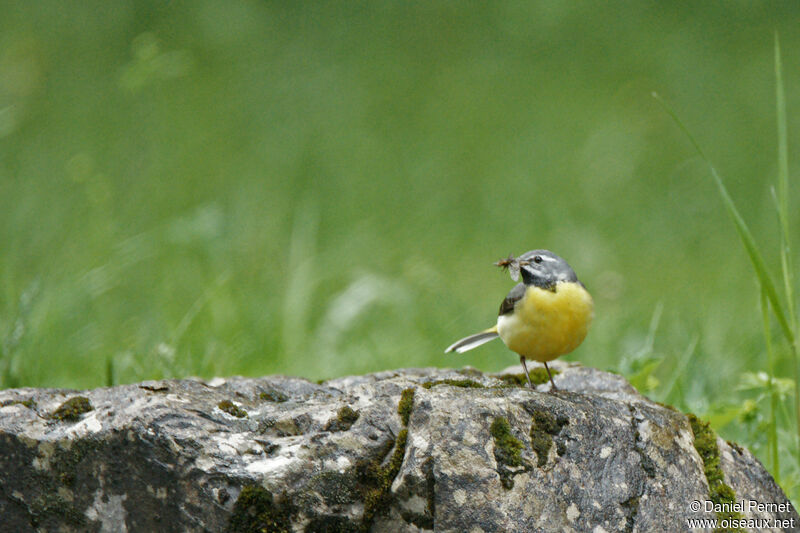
[[533, 255, 543, 263]]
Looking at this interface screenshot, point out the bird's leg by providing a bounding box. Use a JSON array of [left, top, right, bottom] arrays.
[[544, 361, 558, 391], [519, 355, 534, 389]]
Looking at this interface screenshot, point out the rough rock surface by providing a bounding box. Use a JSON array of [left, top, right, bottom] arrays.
[[0, 362, 796, 532]]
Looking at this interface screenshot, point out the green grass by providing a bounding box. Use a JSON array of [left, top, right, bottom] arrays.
[[1, 0, 800, 503], [654, 34, 800, 503]]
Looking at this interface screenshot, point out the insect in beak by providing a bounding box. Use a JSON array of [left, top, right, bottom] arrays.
[[495, 255, 530, 282]]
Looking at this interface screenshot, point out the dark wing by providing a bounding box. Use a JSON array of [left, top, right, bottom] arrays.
[[498, 283, 526, 316]]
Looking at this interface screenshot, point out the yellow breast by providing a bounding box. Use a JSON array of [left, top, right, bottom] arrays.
[[496, 282, 593, 362]]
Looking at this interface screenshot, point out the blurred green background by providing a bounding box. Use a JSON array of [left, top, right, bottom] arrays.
[[2, 0, 800, 495]]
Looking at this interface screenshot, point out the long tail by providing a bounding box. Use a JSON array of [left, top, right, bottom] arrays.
[[444, 326, 499, 354]]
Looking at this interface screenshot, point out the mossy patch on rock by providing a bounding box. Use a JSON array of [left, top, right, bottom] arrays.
[[325, 406, 360, 432], [227, 485, 295, 533], [496, 367, 558, 387], [621, 495, 640, 533], [305, 515, 360, 533], [726, 440, 744, 455], [356, 388, 415, 531], [0, 398, 36, 408], [50, 396, 93, 421], [338, 406, 360, 425], [398, 388, 415, 426], [358, 429, 409, 531], [687, 414, 744, 530], [421, 379, 484, 390], [529, 410, 568, 467], [386, 429, 408, 481], [270, 419, 302, 437], [490, 417, 525, 489], [455, 367, 483, 377], [655, 401, 678, 412], [218, 400, 248, 418], [490, 417, 523, 467], [259, 389, 288, 403]]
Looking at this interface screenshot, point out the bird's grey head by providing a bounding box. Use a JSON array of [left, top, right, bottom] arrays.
[[517, 249, 578, 289]]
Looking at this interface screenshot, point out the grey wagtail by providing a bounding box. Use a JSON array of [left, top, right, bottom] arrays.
[[445, 250, 593, 390]]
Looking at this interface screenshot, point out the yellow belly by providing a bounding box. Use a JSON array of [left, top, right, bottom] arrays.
[[496, 282, 593, 362]]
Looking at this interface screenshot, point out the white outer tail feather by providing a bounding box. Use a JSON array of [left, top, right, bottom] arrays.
[[444, 330, 499, 354]]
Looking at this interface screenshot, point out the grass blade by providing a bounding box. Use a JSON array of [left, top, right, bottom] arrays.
[[775, 33, 797, 343], [774, 32, 800, 467], [661, 335, 698, 405], [654, 88, 800, 472], [761, 287, 780, 481], [652, 92, 794, 346]]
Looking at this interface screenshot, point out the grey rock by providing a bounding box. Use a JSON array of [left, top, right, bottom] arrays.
[[0, 362, 796, 532]]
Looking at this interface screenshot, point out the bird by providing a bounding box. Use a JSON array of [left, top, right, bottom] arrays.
[[445, 250, 593, 390]]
